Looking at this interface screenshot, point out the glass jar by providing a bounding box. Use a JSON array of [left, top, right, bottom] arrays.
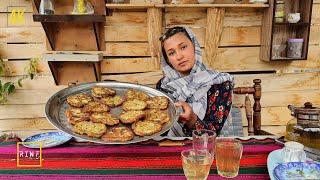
[[287, 38, 303, 58], [274, 0, 284, 23]]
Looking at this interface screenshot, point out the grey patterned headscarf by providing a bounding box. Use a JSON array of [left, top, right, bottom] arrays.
[[160, 27, 234, 136]]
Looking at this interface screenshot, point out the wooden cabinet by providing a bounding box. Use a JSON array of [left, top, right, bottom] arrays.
[[260, 0, 313, 61], [32, 0, 106, 51]]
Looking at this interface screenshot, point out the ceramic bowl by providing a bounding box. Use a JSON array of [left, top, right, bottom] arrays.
[[249, 0, 268, 3], [287, 13, 301, 23]]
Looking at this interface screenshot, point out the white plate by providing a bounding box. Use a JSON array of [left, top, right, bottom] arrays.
[[23, 131, 72, 148]]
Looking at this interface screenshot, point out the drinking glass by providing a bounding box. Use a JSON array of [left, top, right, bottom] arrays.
[[272, 44, 286, 59], [192, 130, 216, 156], [181, 149, 213, 180], [215, 138, 243, 178]]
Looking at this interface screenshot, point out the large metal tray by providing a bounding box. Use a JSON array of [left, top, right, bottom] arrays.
[[45, 82, 179, 144]]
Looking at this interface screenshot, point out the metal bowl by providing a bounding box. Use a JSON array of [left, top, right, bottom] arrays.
[[45, 82, 180, 144]]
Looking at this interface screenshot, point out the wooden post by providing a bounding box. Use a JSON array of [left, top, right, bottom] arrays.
[[245, 94, 254, 136], [147, 7, 162, 70], [205, 8, 225, 68], [253, 79, 262, 135]]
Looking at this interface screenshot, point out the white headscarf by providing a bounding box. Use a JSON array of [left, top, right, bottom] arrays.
[[160, 27, 234, 136]]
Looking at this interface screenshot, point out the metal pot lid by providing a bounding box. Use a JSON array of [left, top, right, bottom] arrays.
[[288, 102, 320, 117]]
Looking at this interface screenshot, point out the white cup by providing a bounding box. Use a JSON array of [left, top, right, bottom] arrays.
[[287, 13, 301, 23], [282, 141, 306, 163]]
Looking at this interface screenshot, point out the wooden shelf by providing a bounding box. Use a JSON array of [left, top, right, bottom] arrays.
[[157, 3, 269, 8], [32, 0, 106, 51], [273, 22, 310, 26], [105, 3, 269, 9], [33, 14, 105, 22]]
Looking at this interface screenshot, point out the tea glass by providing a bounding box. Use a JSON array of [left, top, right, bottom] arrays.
[[192, 130, 216, 156], [282, 141, 306, 163], [215, 138, 243, 178], [181, 149, 213, 180]]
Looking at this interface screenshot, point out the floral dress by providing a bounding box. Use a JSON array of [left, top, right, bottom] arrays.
[[156, 80, 233, 136]]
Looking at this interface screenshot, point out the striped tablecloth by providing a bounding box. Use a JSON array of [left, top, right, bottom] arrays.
[[0, 137, 282, 180]]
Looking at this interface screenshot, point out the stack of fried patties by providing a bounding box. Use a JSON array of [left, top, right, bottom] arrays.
[[65, 86, 169, 142]]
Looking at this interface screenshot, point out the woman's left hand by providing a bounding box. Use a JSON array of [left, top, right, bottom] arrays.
[[174, 101, 198, 128]]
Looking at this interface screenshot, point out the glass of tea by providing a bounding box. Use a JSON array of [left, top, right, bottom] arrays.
[[192, 130, 216, 156], [215, 138, 243, 178], [181, 149, 213, 180]]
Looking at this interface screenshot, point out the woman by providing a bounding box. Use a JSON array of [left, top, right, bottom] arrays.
[[157, 26, 234, 137]]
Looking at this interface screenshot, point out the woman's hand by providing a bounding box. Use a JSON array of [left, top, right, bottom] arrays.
[[174, 101, 198, 129]]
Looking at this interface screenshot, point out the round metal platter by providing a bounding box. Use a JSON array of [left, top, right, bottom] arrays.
[[45, 82, 179, 144]]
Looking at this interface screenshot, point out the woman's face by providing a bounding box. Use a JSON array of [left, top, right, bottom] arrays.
[[163, 32, 195, 76]]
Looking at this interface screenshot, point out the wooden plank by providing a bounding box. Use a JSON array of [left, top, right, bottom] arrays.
[[5, 89, 63, 105], [165, 8, 207, 27], [2, 60, 51, 76], [101, 57, 159, 73], [241, 106, 291, 126], [1, 76, 66, 90], [312, 4, 320, 24], [102, 71, 163, 85], [205, 8, 225, 67], [243, 126, 286, 136], [310, 25, 320, 45], [0, 43, 46, 59], [220, 26, 261, 46], [0, 104, 45, 119], [104, 42, 150, 56], [213, 45, 319, 72], [0, 27, 45, 43], [234, 89, 320, 108], [147, 7, 162, 58], [0, 0, 33, 12], [0, 12, 40, 28], [106, 12, 147, 26], [0, 118, 54, 131], [224, 8, 263, 27], [105, 26, 148, 41], [234, 72, 319, 92]]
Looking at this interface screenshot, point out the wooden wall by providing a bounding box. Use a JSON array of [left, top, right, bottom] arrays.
[[0, 0, 319, 138]]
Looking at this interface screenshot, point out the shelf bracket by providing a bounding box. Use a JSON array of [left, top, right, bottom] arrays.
[[92, 22, 101, 51]]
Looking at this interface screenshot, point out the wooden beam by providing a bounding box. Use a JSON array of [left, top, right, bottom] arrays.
[[147, 7, 162, 67], [205, 8, 225, 67]]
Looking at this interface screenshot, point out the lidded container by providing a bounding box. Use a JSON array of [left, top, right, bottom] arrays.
[[286, 102, 320, 149], [274, 0, 285, 23], [287, 38, 303, 58]]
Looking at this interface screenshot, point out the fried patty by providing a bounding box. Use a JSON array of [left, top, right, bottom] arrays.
[[124, 89, 149, 101], [90, 112, 119, 126], [101, 126, 134, 142], [119, 110, 146, 124], [74, 121, 106, 138], [65, 107, 90, 124], [132, 120, 162, 137], [91, 86, 116, 98], [145, 109, 170, 124], [100, 95, 124, 107], [83, 101, 110, 113], [122, 99, 147, 111], [147, 96, 169, 110], [67, 93, 93, 107]]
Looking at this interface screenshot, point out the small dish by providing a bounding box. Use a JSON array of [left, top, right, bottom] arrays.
[[274, 162, 320, 180], [23, 131, 72, 148]]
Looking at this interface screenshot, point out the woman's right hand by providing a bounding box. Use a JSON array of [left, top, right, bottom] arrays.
[[174, 101, 197, 128]]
